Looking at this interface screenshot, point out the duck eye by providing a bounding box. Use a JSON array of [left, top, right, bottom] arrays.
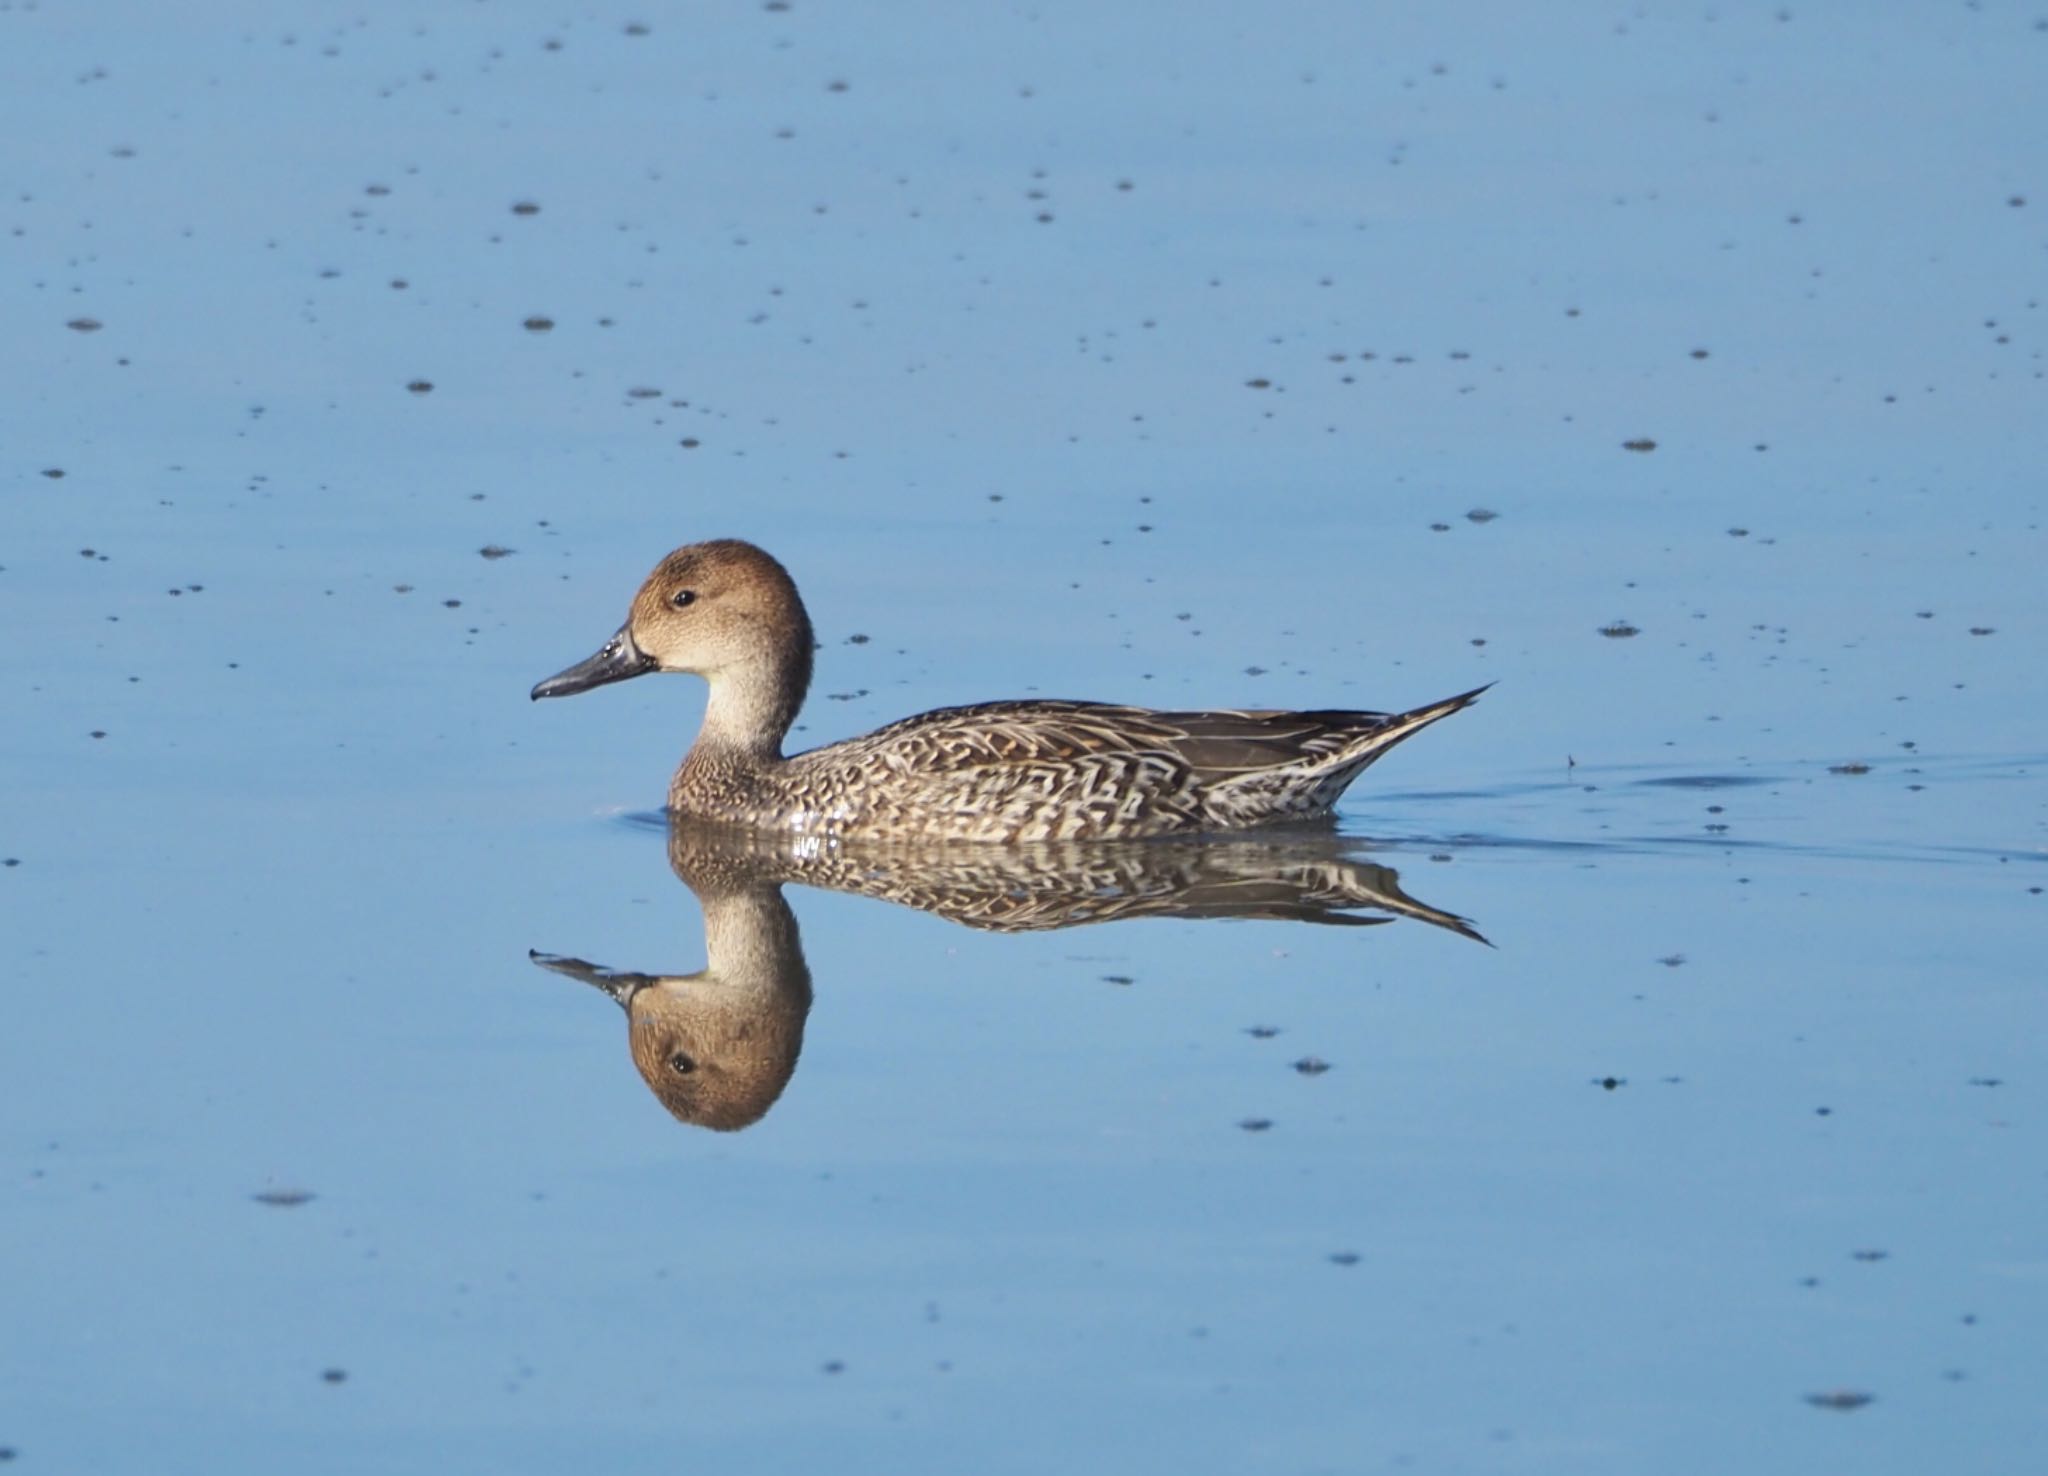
[[667, 1051, 697, 1075], [670, 589, 697, 609]]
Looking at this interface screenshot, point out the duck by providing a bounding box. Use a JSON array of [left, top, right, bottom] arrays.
[[531, 539, 1486, 842]]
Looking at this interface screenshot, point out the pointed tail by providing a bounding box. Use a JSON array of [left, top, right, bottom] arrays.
[[1325, 682, 1492, 780]]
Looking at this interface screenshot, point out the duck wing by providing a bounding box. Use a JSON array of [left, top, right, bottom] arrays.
[[839, 700, 1388, 775], [791, 688, 1485, 839]]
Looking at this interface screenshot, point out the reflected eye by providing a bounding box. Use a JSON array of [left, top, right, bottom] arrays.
[[670, 589, 697, 609], [667, 1051, 697, 1075]]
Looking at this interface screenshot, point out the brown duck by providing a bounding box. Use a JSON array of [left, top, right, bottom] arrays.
[[532, 540, 1485, 842]]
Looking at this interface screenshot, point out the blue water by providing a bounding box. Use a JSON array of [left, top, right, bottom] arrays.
[[4, 3, 2043, 1471]]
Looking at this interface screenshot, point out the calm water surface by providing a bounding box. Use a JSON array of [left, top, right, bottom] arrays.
[[4, 3, 2043, 1472]]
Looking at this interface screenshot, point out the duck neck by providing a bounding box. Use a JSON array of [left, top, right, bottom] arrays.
[[694, 642, 812, 762]]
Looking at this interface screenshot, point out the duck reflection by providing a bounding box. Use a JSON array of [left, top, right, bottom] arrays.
[[534, 823, 1481, 1132]]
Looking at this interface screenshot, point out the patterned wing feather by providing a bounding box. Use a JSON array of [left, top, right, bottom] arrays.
[[1140, 708, 1396, 774], [844, 701, 1389, 777]]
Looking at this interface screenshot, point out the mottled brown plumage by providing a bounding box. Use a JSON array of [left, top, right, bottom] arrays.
[[533, 539, 1486, 841]]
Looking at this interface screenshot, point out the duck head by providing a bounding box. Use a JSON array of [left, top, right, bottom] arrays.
[[531, 539, 816, 752]]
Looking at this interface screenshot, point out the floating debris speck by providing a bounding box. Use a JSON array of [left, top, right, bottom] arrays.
[[1804, 1390, 1873, 1412]]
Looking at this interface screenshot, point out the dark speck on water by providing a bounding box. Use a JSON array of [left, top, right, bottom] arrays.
[[67, 316, 103, 332], [1829, 762, 1871, 775], [1805, 1390, 1874, 1411], [1245, 1025, 1281, 1039], [406, 380, 434, 394], [1328, 1251, 1361, 1267], [252, 1188, 315, 1208], [321, 1368, 348, 1384], [1599, 621, 1640, 638], [1238, 1117, 1274, 1132], [479, 546, 515, 560], [1292, 1057, 1331, 1075], [1621, 438, 1657, 452]]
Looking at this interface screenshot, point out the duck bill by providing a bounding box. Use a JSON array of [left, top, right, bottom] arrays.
[[528, 950, 651, 1008], [531, 626, 656, 699]]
